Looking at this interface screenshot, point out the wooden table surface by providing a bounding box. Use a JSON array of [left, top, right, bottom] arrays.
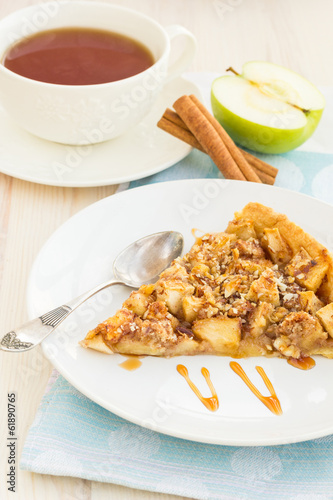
[[1, 1, 332, 499]]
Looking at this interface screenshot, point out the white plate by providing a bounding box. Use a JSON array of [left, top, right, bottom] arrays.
[[0, 77, 200, 187], [27, 179, 333, 446]]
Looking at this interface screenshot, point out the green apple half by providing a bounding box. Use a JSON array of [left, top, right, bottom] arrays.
[[211, 61, 325, 154]]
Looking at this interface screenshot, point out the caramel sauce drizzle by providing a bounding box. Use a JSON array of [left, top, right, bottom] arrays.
[[177, 364, 219, 412], [119, 356, 143, 371], [230, 361, 282, 416], [287, 356, 316, 370], [191, 228, 205, 240]]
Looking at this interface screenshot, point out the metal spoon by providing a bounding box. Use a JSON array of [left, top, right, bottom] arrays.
[[0, 231, 183, 352]]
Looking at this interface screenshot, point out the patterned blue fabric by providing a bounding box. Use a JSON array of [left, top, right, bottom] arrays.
[[20, 373, 333, 500], [130, 148, 333, 205]]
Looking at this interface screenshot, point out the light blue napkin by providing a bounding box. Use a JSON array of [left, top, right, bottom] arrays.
[[129, 147, 333, 205], [20, 371, 333, 500], [20, 75, 333, 499]]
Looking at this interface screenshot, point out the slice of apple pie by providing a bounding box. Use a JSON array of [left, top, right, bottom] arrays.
[[80, 203, 333, 361]]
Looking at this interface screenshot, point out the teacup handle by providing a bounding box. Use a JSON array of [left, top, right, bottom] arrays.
[[164, 25, 197, 83]]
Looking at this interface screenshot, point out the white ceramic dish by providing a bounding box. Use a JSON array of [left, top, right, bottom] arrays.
[[0, 77, 199, 187], [27, 179, 333, 446]]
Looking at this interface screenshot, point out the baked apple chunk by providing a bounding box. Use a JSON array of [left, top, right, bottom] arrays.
[[81, 203, 333, 362]]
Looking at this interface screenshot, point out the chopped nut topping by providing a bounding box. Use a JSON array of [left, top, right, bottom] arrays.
[[83, 203, 333, 361]]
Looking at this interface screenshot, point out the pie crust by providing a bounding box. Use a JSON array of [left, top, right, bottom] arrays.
[[80, 203, 333, 361]]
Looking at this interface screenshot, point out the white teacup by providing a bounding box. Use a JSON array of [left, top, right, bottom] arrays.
[[0, 1, 196, 145]]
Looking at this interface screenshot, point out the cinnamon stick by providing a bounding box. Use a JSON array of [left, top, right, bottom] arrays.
[[173, 95, 247, 181], [250, 168, 275, 185], [157, 117, 205, 152], [157, 110, 277, 184], [239, 148, 278, 178], [163, 108, 189, 131], [189, 94, 262, 183], [163, 107, 278, 178]]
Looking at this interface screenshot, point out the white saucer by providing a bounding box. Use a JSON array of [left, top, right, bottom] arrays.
[[0, 77, 201, 187]]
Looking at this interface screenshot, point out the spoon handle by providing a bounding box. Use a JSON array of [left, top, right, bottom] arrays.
[[0, 279, 124, 352]]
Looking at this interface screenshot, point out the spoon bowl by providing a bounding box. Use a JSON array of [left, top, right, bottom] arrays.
[[114, 231, 183, 287], [0, 231, 184, 352]]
